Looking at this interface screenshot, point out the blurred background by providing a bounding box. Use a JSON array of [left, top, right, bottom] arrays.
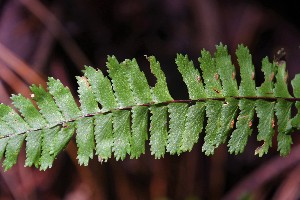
[[0, 0, 300, 199]]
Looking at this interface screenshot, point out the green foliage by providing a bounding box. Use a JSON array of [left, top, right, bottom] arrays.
[[76, 118, 95, 166], [94, 113, 113, 161], [0, 44, 300, 171], [167, 103, 189, 155], [291, 75, 300, 129], [149, 105, 168, 158], [130, 106, 148, 158]]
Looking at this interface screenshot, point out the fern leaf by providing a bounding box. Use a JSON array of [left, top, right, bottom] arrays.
[[3, 135, 25, 171], [292, 74, 300, 98], [50, 123, 75, 157], [39, 127, 60, 170], [199, 49, 222, 97], [94, 113, 113, 162], [25, 130, 43, 167], [254, 57, 276, 156], [227, 46, 258, 154], [149, 105, 168, 158], [275, 100, 293, 156], [228, 99, 256, 154], [83, 66, 117, 111], [0, 104, 30, 134], [112, 110, 131, 160], [215, 98, 239, 149], [176, 54, 205, 99], [130, 106, 148, 159], [291, 75, 300, 129], [0, 44, 300, 171], [181, 102, 205, 152], [256, 57, 275, 97], [167, 103, 188, 155], [255, 100, 275, 156], [203, 100, 223, 155], [47, 78, 81, 120], [0, 119, 14, 137], [147, 56, 173, 102], [274, 62, 292, 98], [273, 61, 293, 156], [292, 101, 300, 130], [107, 56, 135, 108], [30, 85, 64, 126], [126, 59, 153, 104], [236, 45, 256, 96], [215, 44, 238, 96], [0, 138, 8, 161], [77, 76, 100, 115], [11, 94, 47, 130], [76, 118, 95, 166]]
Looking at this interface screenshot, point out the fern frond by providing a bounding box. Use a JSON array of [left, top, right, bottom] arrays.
[[1, 43, 300, 171]]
